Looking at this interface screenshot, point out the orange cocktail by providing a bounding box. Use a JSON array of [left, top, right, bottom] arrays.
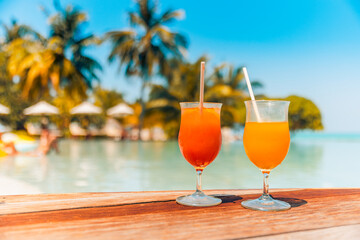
[[178, 106, 222, 170], [176, 102, 222, 207], [243, 122, 290, 172]]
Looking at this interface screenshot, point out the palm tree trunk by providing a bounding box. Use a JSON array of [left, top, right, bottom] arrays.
[[138, 80, 146, 140]]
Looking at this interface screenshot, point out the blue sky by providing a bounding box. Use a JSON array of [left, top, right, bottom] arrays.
[[1, 0, 360, 132]]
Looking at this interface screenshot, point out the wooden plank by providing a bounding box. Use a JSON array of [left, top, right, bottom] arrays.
[[1, 188, 357, 215], [0, 189, 359, 240], [0, 189, 296, 215], [253, 224, 360, 240]]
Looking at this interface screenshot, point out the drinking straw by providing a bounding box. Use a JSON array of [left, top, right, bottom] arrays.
[[242, 67, 261, 121], [199, 61, 205, 111]]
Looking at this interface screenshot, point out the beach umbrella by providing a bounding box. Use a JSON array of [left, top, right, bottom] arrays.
[[107, 103, 134, 117], [70, 102, 102, 115], [24, 101, 59, 115], [0, 103, 10, 114]]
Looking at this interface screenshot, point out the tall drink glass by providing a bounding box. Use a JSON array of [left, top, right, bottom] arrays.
[[176, 102, 222, 207], [241, 100, 291, 211]]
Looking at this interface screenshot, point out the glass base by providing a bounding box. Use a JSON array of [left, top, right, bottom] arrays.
[[176, 191, 222, 207], [241, 195, 291, 211]]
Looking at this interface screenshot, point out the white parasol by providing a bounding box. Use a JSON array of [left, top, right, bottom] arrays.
[[107, 103, 134, 117], [0, 103, 10, 114], [24, 101, 59, 115], [70, 102, 102, 115]]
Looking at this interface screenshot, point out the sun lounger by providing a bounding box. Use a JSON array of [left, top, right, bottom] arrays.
[[140, 129, 151, 141], [129, 128, 139, 141], [69, 122, 87, 137], [151, 127, 167, 141], [102, 118, 123, 140], [88, 125, 104, 137]]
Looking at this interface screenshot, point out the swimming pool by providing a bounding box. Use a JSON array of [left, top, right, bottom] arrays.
[[0, 134, 359, 194]]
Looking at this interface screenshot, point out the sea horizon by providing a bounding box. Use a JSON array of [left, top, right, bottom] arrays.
[[291, 131, 360, 139]]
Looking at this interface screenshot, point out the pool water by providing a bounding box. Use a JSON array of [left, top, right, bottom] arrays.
[[0, 135, 359, 194]]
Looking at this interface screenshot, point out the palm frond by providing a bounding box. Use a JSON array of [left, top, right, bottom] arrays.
[[159, 9, 185, 24], [129, 12, 147, 28]]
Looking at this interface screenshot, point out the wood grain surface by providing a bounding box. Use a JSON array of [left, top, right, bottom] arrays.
[[0, 188, 359, 239]]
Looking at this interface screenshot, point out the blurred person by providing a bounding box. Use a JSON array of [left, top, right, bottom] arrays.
[[0, 122, 59, 157], [1, 141, 17, 156], [36, 123, 59, 156], [0, 132, 18, 156]]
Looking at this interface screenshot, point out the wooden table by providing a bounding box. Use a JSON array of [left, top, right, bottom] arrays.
[[0, 188, 359, 239]]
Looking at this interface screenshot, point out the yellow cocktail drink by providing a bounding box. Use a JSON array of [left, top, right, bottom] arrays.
[[241, 100, 291, 211], [243, 122, 290, 172]]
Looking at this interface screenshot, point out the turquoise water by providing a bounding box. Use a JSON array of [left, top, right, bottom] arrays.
[[0, 134, 359, 194]]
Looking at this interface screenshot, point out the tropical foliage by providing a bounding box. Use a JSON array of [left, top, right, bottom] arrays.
[[94, 87, 124, 112], [2, 19, 42, 43], [106, 0, 188, 136], [146, 59, 262, 136], [6, 37, 87, 100], [283, 95, 324, 131], [253, 95, 324, 132], [46, 2, 102, 88], [146, 57, 206, 137], [3, 2, 101, 101], [0, 52, 34, 130], [206, 64, 262, 127]]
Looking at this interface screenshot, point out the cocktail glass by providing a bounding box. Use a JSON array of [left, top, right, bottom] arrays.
[[176, 102, 222, 207], [241, 100, 291, 211]]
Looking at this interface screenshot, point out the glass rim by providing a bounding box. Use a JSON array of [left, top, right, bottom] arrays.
[[244, 100, 290, 104], [180, 102, 222, 108]]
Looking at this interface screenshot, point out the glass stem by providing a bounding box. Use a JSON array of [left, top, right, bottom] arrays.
[[262, 172, 270, 199], [196, 170, 203, 193]]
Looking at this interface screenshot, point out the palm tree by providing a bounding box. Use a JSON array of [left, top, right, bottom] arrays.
[[106, 0, 188, 138], [6, 37, 87, 100], [45, 1, 102, 89], [206, 64, 245, 104], [206, 64, 262, 126], [1, 19, 43, 44], [4, 3, 101, 101], [148, 56, 206, 106], [0, 51, 32, 130], [146, 57, 205, 137], [148, 61, 264, 132]]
